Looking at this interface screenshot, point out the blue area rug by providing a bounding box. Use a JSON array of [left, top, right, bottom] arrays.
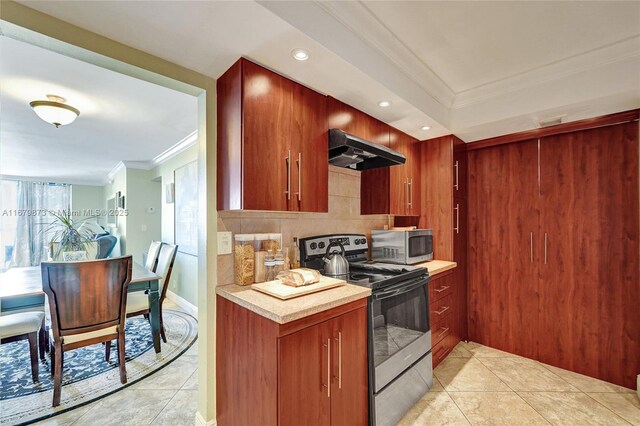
[[0, 309, 197, 425]]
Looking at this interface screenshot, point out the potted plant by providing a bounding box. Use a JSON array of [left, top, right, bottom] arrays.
[[42, 210, 95, 261]]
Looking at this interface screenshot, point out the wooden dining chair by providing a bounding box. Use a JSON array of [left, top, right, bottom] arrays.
[[145, 241, 163, 272], [0, 311, 46, 383], [126, 244, 177, 343], [41, 256, 132, 407]]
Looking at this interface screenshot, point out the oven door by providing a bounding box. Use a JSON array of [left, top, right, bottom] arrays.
[[405, 231, 433, 264], [370, 276, 431, 393]]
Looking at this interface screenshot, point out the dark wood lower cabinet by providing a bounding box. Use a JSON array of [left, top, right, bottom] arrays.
[[429, 272, 464, 368], [217, 296, 368, 426]]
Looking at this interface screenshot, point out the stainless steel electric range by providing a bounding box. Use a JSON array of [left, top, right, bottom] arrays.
[[300, 234, 433, 426]]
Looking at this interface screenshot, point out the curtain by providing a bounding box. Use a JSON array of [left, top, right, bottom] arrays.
[[12, 182, 71, 267]]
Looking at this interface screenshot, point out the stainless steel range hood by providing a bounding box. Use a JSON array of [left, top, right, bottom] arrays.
[[328, 129, 406, 171]]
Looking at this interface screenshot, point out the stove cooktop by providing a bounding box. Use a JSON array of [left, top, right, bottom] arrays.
[[347, 261, 427, 290]]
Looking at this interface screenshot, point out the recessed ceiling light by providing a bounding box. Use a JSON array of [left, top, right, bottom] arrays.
[[420, 125, 431, 131], [378, 100, 392, 108], [291, 48, 310, 61]]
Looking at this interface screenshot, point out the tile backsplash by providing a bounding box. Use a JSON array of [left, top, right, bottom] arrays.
[[217, 166, 390, 286]]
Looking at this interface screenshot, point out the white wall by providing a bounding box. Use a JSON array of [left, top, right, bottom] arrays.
[[125, 168, 162, 264], [151, 145, 198, 306], [71, 184, 105, 225]]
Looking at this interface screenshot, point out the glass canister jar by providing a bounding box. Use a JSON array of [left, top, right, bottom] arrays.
[[234, 234, 255, 285], [266, 233, 282, 252], [253, 234, 269, 283]]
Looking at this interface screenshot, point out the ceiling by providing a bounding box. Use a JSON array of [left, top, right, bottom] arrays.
[[4, 1, 640, 172], [0, 36, 198, 185]]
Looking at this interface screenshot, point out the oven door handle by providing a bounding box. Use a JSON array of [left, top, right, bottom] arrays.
[[373, 277, 428, 300]]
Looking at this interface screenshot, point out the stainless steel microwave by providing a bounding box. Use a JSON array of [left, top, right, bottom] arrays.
[[371, 229, 433, 265]]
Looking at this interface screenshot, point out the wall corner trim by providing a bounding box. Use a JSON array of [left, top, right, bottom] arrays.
[[195, 411, 217, 426]]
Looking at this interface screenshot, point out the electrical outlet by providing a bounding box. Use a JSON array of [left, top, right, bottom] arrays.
[[217, 231, 232, 255]]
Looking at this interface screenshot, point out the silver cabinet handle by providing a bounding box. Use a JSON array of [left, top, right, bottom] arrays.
[[530, 232, 534, 263], [295, 152, 301, 201], [285, 150, 291, 200], [454, 204, 460, 234], [409, 178, 413, 208], [454, 160, 459, 190], [334, 332, 342, 389], [434, 285, 450, 293], [323, 339, 331, 397], [435, 305, 450, 315], [544, 233, 548, 265]]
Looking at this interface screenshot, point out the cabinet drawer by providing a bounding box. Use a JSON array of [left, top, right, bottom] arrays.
[[430, 293, 453, 324], [431, 312, 453, 346], [431, 334, 453, 368], [429, 278, 453, 303]]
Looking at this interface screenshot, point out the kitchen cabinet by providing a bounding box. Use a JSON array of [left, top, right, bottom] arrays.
[[217, 58, 328, 212], [429, 271, 462, 368], [467, 120, 640, 389], [217, 296, 368, 426], [327, 96, 388, 146]]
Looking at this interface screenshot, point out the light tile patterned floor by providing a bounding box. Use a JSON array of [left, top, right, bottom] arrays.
[[399, 341, 640, 426], [32, 301, 199, 426]]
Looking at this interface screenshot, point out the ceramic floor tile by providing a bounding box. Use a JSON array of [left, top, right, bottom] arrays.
[[449, 392, 550, 425], [131, 359, 197, 390], [479, 357, 578, 392], [587, 393, 640, 425], [73, 389, 176, 426], [151, 390, 198, 426], [430, 376, 446, 392], [518, 392, 631, 426], [448, 342, 473, 358], [397, 391, 471, 426], [30, 402, 99, 426], [462, 341, 520, 358], [181, 370, 198, 390], [540, 364, 636, 393], [434, 357, 511, 392]]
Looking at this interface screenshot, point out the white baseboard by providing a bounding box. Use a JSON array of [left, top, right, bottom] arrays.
[[166, 290, 198, 317], [195, 411, 216, 426]]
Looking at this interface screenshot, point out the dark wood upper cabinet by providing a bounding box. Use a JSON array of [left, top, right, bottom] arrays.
[[327, 97, 389, 146], [217, 58, 328, 212]]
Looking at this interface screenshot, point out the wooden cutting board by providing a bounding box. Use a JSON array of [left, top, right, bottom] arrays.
[[251, 276, 346, 300]]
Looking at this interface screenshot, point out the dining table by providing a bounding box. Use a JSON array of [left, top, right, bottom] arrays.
[[0, 262, 164, 353]]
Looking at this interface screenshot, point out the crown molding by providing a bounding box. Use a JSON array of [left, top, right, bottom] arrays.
[[106, 161, 125, 184], [453, 36, 640, 110], [314, 1, 455, 109], [151, 130, 198, 166]]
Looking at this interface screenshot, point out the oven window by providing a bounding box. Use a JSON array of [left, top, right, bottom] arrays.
[[408, 235, 431, 258], [371, 283, 429, 367]]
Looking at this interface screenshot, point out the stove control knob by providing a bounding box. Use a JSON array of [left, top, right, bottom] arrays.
[[354, 239, 361, 245], [360, 238, 366, 245], [310, 242, 317, 250], [318, 242, 326, 249]]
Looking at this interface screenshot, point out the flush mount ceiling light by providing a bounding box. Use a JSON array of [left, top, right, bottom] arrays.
[[420, 125, 431, 131], [378, 100, 392, 108], [291, 48, 310, 61], [29, 94, 80, 128]]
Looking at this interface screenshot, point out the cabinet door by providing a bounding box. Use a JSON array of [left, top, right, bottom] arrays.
[[242, 60, 293, 211], [452, 198, 467, 343], [279, 321, 332, 426], [292, 84, 328, 212], [467, 140, 540, 360], [538, 122, 640, 389], [406, 137, 421, 216], [329, 307, 368, 426], [389, 127, 408, 215]]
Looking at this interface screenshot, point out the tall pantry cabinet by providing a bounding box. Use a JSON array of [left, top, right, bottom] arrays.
[[467, 119, 640, 389]]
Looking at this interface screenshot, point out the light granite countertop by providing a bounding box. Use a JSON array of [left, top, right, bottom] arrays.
[[416, 259, 457, 276], [216, 281, 371, 324]]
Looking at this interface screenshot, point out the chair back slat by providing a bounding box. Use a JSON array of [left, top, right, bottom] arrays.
[[41, 256, 132, 336], [145, 241, 163, 272], [156, 244, 178, 302]]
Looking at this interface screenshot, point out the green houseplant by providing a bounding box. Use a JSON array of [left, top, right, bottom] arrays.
[[42, 210, 95, 260]]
